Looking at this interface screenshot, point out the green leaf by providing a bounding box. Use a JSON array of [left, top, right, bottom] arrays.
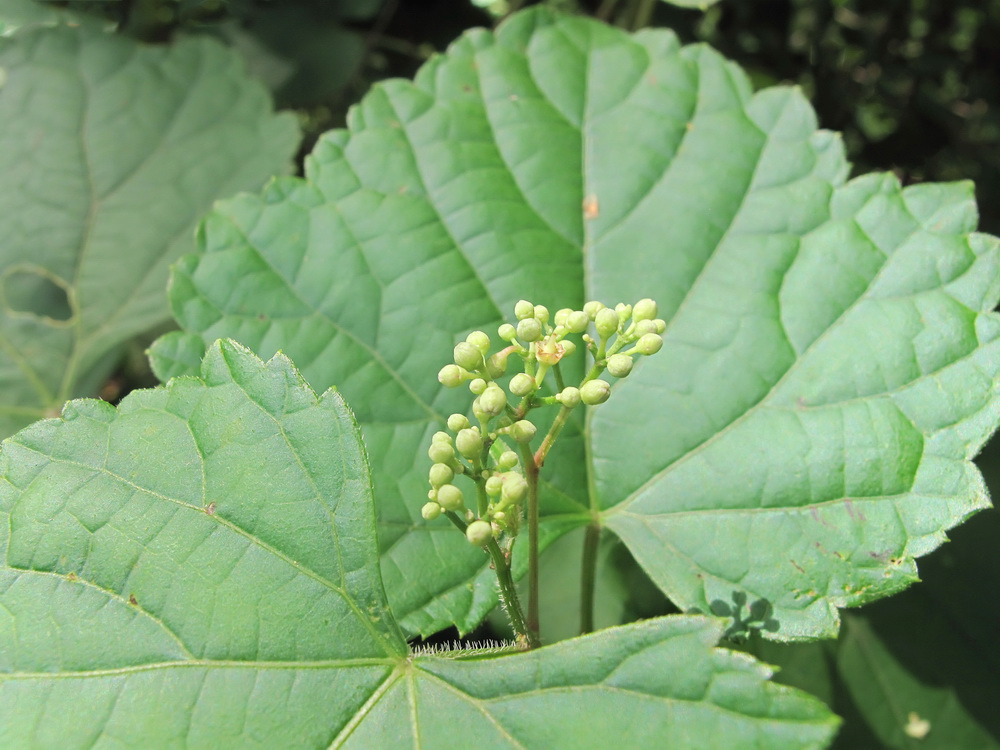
[[756, 503, 1000, 749], [149, 8, 1000, 640], [0, 0, 64, 35], [0, 339, 838, 748], [0, 20, 300, 437]]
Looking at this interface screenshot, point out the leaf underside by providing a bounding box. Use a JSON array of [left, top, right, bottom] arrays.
[[149, 8, 1000, 640], [0, 19, 299, 438], [0, 339, 838, 748]]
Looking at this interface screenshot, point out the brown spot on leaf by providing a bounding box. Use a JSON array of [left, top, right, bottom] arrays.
[[205, 502, 217, 516], [128, 594, 138, 606]]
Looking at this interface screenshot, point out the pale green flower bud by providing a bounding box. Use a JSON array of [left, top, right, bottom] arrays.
[[517, 318, 542, 342], [469, 378, 488, 395], [509, 372, 535, 397], [565, 310, 590, 334], [510, 420, 537, 443], [561, 339, 577, 357], [421, 502, 442, 520], [456, 428, 484, 459], [636, 333, 663, 355], [514, 300, 535, 320], [447, 413, 470, 432], [485, 475, 503, 496], [607, 354, 633, 378], [454, 341, 483, 371], [498, 451, 519, 471], [466, 330, 491, 354], [432, 431, 452, 444], [498, 323, 517, 341], [615, 303, 632, 319], [634, 319, 657, 336], [556, 386, 581, 407], [466, 519, 493, 546], [595, 308, 620, 339], [428, 441, 454, 463], [486, 350, 509, 379], [653, 318, 666, 334], [437, 484, 464, 511], [583, 300, 606, 320], [554, 308, 573, 327], [438, 364, 468, 388], [502, 473, 528, 504], [478, 385, 507, 417], [429, 463, 454, 488], [633, 298, 657, 322], [533, 305, 550, 325], [580, 379, 611, 405]]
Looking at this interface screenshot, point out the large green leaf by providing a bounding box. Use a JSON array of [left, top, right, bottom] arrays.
[[0, 339, 838, 748], [0, 19, 300, 437], [754, 502, 1000, 749], [149, 8, 1000, 640]]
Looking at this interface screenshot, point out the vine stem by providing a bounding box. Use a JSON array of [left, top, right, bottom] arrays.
[[445, 511, 537, 649], [519, 442, 541, 645], [580, 522, 602, 634]]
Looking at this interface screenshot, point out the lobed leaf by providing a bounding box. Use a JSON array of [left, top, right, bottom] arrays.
[[150, 8, 1000, 640], [0, 339, 838, 748], [0, 19, 300, 437]]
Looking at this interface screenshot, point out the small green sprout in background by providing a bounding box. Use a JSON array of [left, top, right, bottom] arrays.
[[426, 298, 665, 648]]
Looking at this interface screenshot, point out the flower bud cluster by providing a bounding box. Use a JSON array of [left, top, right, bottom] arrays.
[[427, 297, 665, 546]]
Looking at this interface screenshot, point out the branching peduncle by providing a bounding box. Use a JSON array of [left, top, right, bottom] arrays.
[[424, 298, 665, 647]]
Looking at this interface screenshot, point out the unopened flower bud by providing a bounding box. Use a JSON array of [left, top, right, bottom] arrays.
[[466, 330, 491, 354], [595, 308, 620, 339], [554, 308, 572, 327], [583, 300, 606, 320], [428, 441, 454, 463], [556, 386, 581, 407], [634, 319, 657, 336], [615, 303, 632, 320], [565, 310, 590, 334], [533, 305, 550, 325], [636, 333, 663, 355], [447, 413, 470, 432], [498, 323, 517, 342], [454, 341, 483, 371], [580, 379, 611, 405], [422, 502, 442, 520], [485, 475, 503, 496], [486, 350, 510, 379], [469, 378, 488, 395], [498, 451, 519, 471], [466, 520, 493, 546], [456, 428, 484, 459], [653, 318, 666, 334], [633, 298, 657, 322], [502, 473, 528, 504], [509, 372, 535, 397], [437, 484, 464, 511], [510, 420, 537, 443], [607, 354, 633, 378], [561, 339, 577, 357], [479, 385, 507, 417], [429, 463, 454, 488], [438, 364, 468, 388], [432, 431, 452, 444], [517, 318, 542, 342], [514, 300, 535, 320]]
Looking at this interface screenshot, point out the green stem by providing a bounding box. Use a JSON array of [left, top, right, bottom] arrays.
[[534, 405, 574, 468], [445, 511, 536, 649], [518, 442, 541, 645], [580, 522, 602, 635], [631, 0, 655, 30]]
